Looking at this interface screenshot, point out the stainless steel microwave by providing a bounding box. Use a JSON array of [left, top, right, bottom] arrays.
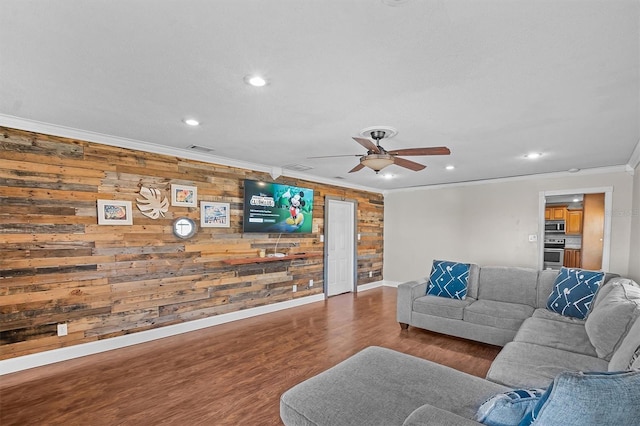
[[545, 221, 565, 234]]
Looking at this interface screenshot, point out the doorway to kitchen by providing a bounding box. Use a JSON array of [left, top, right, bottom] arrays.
[[538, 187, 613, 272]]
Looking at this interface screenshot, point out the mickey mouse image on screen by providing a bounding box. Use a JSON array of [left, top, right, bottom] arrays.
[[285, 191, 306, 226]]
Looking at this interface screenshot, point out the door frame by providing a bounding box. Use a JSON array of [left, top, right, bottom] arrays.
[[538, 186, 613, 271], [323, 196, 358, 297]]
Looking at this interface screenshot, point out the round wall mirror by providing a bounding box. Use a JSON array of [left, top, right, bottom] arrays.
[[172, 217, 197, 239]]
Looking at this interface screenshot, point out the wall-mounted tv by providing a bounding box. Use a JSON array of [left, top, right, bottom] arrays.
[[243, 179, 314, 233]]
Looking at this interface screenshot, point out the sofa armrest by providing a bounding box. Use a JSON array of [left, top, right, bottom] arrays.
[[397, 278, 428, 325]]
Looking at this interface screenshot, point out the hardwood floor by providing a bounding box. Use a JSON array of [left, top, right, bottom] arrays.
[[0, 287, 500, 425]]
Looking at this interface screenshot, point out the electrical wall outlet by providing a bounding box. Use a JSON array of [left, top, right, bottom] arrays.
[[309, 279, 313, 287], [319, 234, 324, 243], [528, 234, 538, 242], [292, 284, 297, 292], [369, 271, 373, 278], [57, 323, 68, 336]]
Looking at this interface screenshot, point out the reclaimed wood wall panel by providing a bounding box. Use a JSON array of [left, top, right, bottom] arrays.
[[0, 127, 384, 360]]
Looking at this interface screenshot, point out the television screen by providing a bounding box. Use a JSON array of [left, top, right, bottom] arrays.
[[243, 180, 314, 233]]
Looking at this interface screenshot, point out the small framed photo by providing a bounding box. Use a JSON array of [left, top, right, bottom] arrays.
[[201, 201, 230, 228], [97, 200, 133, 225], [171, 184, 198, 207]]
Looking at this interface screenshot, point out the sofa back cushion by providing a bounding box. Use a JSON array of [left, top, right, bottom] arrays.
[[585, 282, 640, 360], [608, 314, 640, 371], [477, 266, 538, 306], [536, 270, 559, 308]]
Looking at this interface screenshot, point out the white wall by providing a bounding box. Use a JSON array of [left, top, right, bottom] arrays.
[[384, 168, 634, 283], [629, 163, 640, 282]]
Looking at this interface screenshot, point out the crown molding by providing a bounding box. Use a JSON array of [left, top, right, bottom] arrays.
[[383, 165, 631, 195], [0, 114, 383, 194]]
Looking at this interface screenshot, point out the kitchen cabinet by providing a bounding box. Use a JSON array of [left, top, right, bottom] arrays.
[[545, 206, 566, 221], [564, 249, 581, 268], [565, 210, 583, 235]]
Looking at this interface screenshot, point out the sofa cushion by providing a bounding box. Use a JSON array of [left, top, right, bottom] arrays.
[[546, 267, 605, 319], [475, 388, 544, 426], [531, 308, 585, 324], [536, 269, 559, 308], [608, 314, 640, 371], [427, 260, 471, 300], [413, 295, 475, 320], [520, 370, 640, 426], [585, 282, 640, 360], [514, 317, 597, 357], [486, 342, 608, 389], [403, 404, 482, 426], [463, 300, 534, 331], [477, 266, 538, 306]]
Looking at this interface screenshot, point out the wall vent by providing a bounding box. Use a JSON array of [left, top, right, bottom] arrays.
[[283, 164, 313, 172], [186, 145, 215, 153]]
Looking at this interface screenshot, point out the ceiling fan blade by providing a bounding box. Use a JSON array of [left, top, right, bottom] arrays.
[[348, 163, 365, 173], [353, 137, 381, 154], [307, 154, 362, 159], [387, 146, 451, 156], [393, 157, 426, 171]]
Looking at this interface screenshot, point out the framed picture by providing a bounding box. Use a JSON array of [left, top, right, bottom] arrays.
[[171, 184, 198, 207], [97, 200, 133, 225], [201, 201, 230, 228]]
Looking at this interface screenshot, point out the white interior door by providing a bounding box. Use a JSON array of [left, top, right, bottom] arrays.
[[326, 198, 355, 296]]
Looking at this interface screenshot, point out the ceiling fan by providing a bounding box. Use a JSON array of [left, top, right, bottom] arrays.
[[309, 130, 451, 173]]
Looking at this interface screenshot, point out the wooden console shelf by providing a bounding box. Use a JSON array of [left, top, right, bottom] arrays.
[[223, 252, 323, 265]]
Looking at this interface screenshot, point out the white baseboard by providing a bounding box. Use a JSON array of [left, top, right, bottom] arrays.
[[0, 293, 325, 376], [357, 280, 400, 291]]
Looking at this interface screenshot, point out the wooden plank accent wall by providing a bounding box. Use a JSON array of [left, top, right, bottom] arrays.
[[0, 127, 384, 360]]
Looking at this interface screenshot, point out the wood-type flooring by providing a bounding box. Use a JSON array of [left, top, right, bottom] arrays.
[[0, 287, 501, 425]]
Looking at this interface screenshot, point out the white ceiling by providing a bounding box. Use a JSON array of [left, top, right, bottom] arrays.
[[1, 0, 638, 191]]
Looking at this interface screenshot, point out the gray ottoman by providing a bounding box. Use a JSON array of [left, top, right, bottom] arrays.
[[280, 346, 509, 425]]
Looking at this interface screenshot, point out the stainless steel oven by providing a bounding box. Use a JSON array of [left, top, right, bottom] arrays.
[[544, 238, 565, 269]]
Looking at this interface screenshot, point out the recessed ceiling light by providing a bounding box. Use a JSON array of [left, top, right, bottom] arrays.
[[568, 168, 580, 173], [245, 75, 267, 87], [183, 118, 199, 126], [445, 165, 455, 170], [524, 152, 542, 159], [381, 173, 395, 179]]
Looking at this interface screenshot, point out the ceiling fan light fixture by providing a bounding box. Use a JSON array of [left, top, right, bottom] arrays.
[[361, 154, 394, 172]]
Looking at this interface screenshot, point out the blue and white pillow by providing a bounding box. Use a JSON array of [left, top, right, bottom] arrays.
[[427, 260, 470, 300], [546, 267, 605, 319], [476, 388, 545, 426]]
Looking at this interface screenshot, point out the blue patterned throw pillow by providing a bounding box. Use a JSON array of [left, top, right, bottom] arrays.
[[476, 388, 545, 426], [546, 267, 605, 319], [427, 260, 470, 300]]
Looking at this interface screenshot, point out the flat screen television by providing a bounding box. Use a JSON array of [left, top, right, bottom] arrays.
[[243, 179, 314, 233]]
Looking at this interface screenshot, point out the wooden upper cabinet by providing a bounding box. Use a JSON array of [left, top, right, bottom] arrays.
[[545, 206, 566, 221], [565, 210, 583, 235]]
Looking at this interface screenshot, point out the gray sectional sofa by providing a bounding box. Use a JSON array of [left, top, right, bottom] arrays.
[[280, 265, 640, 425]]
